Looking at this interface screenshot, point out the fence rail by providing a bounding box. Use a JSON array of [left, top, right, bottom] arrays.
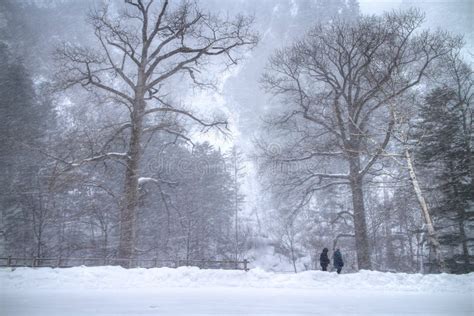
[[0, 256, 249, 271]]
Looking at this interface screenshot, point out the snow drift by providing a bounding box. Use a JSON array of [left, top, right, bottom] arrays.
[[1, 266, 472, 292]]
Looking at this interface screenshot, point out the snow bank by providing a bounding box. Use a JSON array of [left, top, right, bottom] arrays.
[[1, 266, 472, 293]]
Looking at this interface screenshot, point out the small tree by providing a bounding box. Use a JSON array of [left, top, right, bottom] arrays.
[[270, 212, 302, 273], [227, 146, 247, 261]]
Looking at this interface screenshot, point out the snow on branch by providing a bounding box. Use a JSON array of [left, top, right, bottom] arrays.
[[138, 177, 177, 186], [67, 152, 130, 168]]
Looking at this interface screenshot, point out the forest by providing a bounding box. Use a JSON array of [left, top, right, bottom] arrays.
[[0, 0, 472, 275]]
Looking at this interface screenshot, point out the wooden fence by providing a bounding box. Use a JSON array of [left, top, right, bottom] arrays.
[[0, 256, 249, 271]]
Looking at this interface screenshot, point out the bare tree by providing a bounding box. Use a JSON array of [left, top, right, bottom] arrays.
[[259, 10, 457, 270], [55, 0, 258, 259], [269, 212, 301, 273]]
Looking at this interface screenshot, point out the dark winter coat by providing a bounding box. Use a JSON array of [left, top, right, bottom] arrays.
[[319, 248, 330, 267], [333, 249, 344, 268]]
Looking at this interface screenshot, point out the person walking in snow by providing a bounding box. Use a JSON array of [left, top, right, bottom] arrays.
[[319, 248, 330, 271], [333, 248, 344, 274]]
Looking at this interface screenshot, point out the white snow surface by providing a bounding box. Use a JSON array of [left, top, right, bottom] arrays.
[[1, 266, 473, 315]]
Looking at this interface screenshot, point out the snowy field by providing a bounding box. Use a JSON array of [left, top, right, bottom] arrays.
[[1, 266, 473, 315]]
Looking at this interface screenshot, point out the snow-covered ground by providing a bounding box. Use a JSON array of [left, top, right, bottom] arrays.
[[1, 266, 473, 315]]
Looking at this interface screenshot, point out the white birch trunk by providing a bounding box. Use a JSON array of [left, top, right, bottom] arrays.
[[404, 146, 445, 271]]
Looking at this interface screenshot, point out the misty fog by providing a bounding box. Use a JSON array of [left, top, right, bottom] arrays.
[[0, 0, 472, 276]]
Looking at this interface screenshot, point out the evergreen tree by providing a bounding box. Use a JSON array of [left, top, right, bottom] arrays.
[[0, 0, 56, 256], [0, 43, 54, 257], [416, 86, 473, 273]]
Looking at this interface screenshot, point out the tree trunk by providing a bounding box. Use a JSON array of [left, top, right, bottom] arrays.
[[460, 95, 472, 271], [383, 188, 396, 270], [118, 128, 141, 259], [349, 155, 372, 270], [449, 161, 470, 271], [404, 147, 445, 272], [103, 229, 108, 259], [290, 239, 297, 273], [458, 217, 470, 270], [117, 91, 145, 260], [234, 188, 239, 261]]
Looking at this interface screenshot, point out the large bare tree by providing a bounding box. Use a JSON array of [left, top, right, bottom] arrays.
[[55, 0, 258, 259], [259, 10, 457, 270]]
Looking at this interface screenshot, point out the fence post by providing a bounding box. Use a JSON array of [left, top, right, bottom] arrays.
[[7, 256, 12, 267], [32, 257, 37, 267], [56, 258, 61, 268], [243, 259, 249, 272], [153, 258, 158, 268], [129, 258, 132, 269]]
